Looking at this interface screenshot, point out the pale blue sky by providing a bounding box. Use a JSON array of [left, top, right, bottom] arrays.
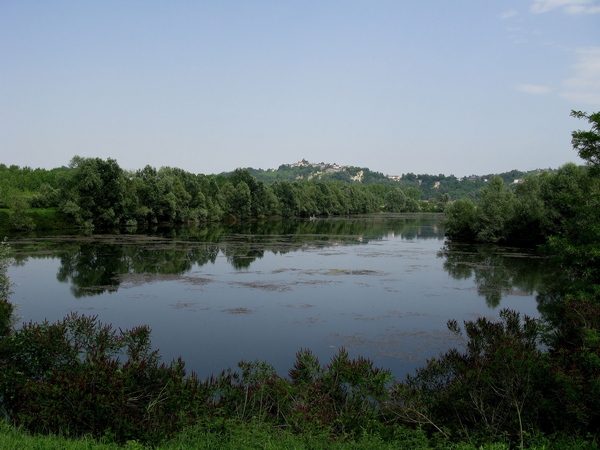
[[2, 1, 599, 176]]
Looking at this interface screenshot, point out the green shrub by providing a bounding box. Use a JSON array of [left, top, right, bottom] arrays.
[[442, 198, 477, 241], [388, 310, 553, 447], [204, 348, 393, 438], [0, 312, 203, 445]]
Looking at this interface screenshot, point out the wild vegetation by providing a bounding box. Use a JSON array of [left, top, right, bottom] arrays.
[[0, 162, 429, 232], [0, 111, 599, 448], [1, 153, 547, 233]]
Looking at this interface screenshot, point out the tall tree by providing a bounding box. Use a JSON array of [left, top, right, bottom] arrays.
[[229, 181, 252, 219], [474, 176, 515, 243], [571, 110, 600, 172], [62, 157, 126, 228]]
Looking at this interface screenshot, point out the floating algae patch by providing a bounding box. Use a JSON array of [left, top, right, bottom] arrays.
[[221, 307, 255, 314], [353, 314, 393, 321], [118, 273, 188, 287], [326, 269, 388, 276], [270, 268, 302, 274], [183, 277, 214, 286], [171, 301, 202, 310], [285, 303, 315, 309], [318, 252, 348, 256], [230, 280, 293, 292], [287, 279, 340, 287], [79, 285, 119, 293], [117, 273, 215, 288]]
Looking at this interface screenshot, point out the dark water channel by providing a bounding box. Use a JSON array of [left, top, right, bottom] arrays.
[[6, 214, 551, 380]]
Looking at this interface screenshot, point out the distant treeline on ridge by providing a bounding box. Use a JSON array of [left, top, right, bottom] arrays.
[[0, 156, 554, 231]]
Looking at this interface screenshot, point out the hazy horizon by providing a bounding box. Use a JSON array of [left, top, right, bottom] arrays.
[[2, 1, 599, 176]]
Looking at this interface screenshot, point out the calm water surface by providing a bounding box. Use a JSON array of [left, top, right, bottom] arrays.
[[6, 214, 549, 379]]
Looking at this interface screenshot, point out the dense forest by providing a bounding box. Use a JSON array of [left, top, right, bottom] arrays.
[[0, 155, 553, 233], [0, 160, 427, 232], [0, 111, 599, 448]]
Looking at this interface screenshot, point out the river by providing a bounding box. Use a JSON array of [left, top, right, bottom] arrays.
[[5, 214, 550, 380]]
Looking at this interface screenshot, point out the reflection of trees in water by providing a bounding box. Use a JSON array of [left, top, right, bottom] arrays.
[[57, 244, 125, 297], [439, 243, 555, 308], [9, 214, 444, 296], [535, 289, 565, 330], [161, 214, 444, 243], [54, 243, 221, 297], [223, 246, 265, 270]]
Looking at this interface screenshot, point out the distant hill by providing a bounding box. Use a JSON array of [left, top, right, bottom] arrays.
[[239, 159, 391, 184], [227, 159, 556, 201]]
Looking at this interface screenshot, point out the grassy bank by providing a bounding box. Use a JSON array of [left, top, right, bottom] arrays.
[[0, 207, 75, 232], [4, 420, 596, 450]]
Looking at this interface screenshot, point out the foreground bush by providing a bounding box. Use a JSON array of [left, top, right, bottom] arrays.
[[2, 302, 600, 448], [0, 308, 395, 445], [0, 235, 599, 448], [388, 310, 553, 446], [0, 312, 204, 444], [2, 419, 599, 449]]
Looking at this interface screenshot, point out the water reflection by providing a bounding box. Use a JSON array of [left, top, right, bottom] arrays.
[[6, 214, 553, 378], [438, 243, 554, 308], [7, 215, 443, 297], [7, 215, 553, 310]]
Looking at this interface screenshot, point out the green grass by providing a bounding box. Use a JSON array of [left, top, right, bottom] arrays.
[[0, 421, 488, 450], [3, 420, 597, 450], [0, 207, 76, 231], [0, 421, 123, 449]]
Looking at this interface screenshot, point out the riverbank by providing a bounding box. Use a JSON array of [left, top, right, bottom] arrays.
[[1, 420, 593, 449]]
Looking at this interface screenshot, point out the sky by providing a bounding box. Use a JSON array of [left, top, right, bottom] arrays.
[[1, 1, 599, 177]]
